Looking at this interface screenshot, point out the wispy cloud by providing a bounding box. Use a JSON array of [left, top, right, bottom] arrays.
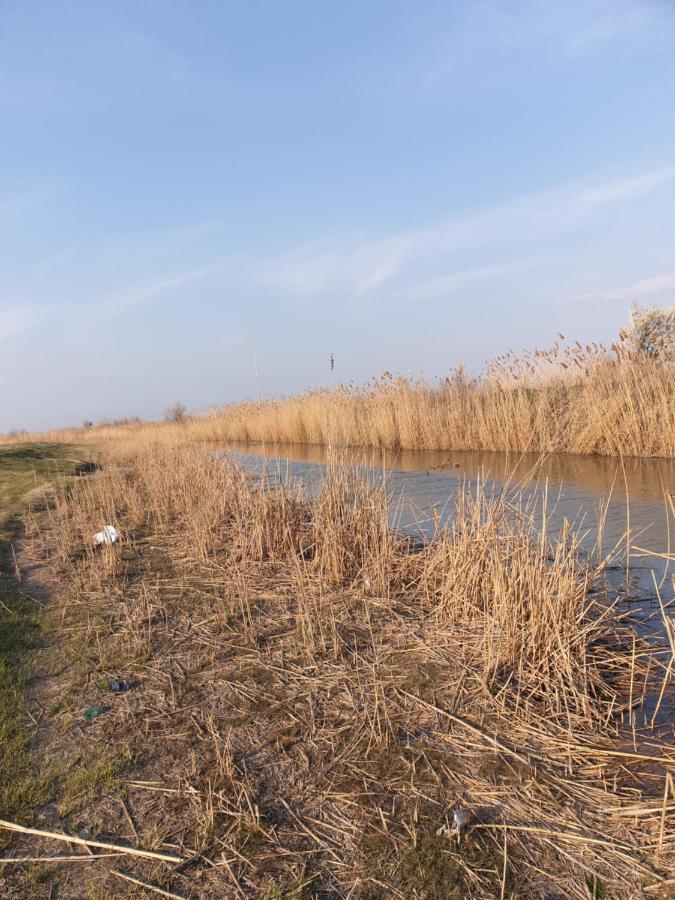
[[569, 273, 675, 305], [98, 262, 225, 314], [120, 31, 203, 90], [398, 1, 673, 97], [256, 164, 675, 300], [391, 261, 539, 307], [253, 239, 406, 298], [460, 0, 668, 53], [0, 306, 35, 340], [565, 0, 662, 51], [356, 240, 410, 294], [0, 187, 57, 219], [574, 166, 675, 209]]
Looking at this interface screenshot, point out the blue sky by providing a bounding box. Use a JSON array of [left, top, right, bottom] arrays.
[[2, 0, 675, 431]]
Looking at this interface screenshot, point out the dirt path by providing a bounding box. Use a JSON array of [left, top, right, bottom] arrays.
[[0, 444, 118, 899]]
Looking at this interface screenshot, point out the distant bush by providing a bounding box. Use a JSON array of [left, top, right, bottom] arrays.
[[165, 402, 188, 423], [625, 304, 674, 360]]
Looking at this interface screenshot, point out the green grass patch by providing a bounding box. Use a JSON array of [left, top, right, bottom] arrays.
[[0, 586, 59, 838], [0, 442, 94, 512], [0, 443, 94, 837], [397, 834, 509, 899], [58, 753, 120, 817]]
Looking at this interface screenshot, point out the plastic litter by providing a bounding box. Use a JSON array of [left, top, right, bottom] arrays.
[[83, 705, 108, 720], [108, 679, 130, 693], [436, 807, 470, 840], [93, 525, 119, 547], [452, 807, 470, 833]]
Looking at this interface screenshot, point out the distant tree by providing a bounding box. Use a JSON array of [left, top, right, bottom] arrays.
[[165, 402, 188, 423], [625, 304, 674, 360]]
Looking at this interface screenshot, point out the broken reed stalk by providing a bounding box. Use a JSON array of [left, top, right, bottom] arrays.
[[0, 854, 121, 863], [471, 824, 656, 872], [110, 869, 188, 899], [0, 819, 184, 863]]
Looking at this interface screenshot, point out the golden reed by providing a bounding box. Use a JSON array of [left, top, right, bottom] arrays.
[[5, 339, 674, 457]]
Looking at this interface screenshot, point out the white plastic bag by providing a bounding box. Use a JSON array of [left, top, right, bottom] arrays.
[[93, 524, 119, 547]]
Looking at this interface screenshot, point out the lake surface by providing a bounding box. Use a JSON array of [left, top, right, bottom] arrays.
[[227, 443, 675, 607]]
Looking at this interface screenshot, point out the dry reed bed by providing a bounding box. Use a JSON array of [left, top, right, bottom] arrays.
[[13, 444, 675, 897], [6, 343, 675, 458], [207, 349, 674, 457]]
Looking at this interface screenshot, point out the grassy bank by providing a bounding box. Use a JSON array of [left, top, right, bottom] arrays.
[[1, 439, 672, 897], [0, 445, 95, 836], [5, 339, 674, 459]]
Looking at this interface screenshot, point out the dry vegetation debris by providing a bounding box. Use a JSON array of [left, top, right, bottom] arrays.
[[1, 443, 672, 898]]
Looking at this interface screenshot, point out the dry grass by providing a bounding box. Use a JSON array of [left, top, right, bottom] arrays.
[[3, 439, 672, 898], [4, 338, 674, 459]]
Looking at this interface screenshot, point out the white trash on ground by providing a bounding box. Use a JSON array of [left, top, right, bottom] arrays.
[[93, 525, 119, 547], [436, 807, 470, 839], [452, 807, 470, 833]]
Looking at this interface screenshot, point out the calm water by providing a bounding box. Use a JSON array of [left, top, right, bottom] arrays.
[[227, 443, 675, 610]]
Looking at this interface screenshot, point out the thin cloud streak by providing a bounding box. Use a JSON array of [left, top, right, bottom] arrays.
[[257, 164, 675, 300], [403, 0, 671, 97], [0, 306, 36, 340], [569, 273, 675, 305], [0, 187, 57, 218], [98, 261, 225, 314], [392, 260, 539, 307], [574, 166, 675, 209]]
